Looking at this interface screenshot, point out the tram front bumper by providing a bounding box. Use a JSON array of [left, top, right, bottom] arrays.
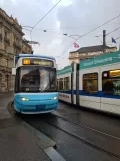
[[14, 93, 58, 113]]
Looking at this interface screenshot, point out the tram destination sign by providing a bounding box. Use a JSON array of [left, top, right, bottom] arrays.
[[22, 58, 53, 67]]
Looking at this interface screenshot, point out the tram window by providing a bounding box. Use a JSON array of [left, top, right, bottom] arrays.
[[102, 69, 120, 95], [59, 78, 63, 90], [64, 77, 70, 90], [83, 73, 98, 94]]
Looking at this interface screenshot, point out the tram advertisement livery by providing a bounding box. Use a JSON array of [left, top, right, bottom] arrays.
[[57, 51, 120, 115]]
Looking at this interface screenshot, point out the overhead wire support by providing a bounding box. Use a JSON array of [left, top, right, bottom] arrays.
[[59, 13, 120, 58], [22, 27, 78, 39]]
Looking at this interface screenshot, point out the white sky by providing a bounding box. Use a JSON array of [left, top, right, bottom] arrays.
[[1, 0, 120, 69]]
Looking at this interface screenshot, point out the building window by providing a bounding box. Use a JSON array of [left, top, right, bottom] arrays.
[[5, 31, 7, 38], [102, 70, 120, 95], [5, 75, 9, 89], [5, 59, 8, 67], [83, 73, 98, 94], [59, 78, 63, 90], [64, 77, 70, 90]]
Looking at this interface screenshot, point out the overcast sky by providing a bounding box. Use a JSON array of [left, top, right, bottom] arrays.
[[1, 0, 120, 68]]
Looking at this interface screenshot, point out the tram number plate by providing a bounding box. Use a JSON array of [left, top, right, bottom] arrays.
[[36, 105, 45, 110]]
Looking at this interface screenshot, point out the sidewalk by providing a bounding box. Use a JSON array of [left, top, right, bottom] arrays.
[[0, 91, 13, 119], [0, 120, 51, 161], [0, 92, 65, 161]]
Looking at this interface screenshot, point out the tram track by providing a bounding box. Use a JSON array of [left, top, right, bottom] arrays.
[[22, 119, 119, 161], [41, 113, 120, 160], [10, 101, 120, 160], [55, 102, 120, 139], [10, 100, 120, 161], [51, 112, 120, 140], [20, 112, 120, 161]]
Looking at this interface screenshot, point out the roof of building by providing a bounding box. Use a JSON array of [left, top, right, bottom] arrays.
[[70, 45, 116, 54], [0, 8, 24, 35]]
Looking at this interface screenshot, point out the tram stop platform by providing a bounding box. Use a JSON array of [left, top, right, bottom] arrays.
[[0, 92, 65, 161]]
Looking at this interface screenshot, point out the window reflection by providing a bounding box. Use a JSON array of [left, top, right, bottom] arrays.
[[64, 77, 70, 90], [59, 78, 63, 90], [20, 66, 56, 92], [102, 70, 120, 95], [83, 73, 98, 94]]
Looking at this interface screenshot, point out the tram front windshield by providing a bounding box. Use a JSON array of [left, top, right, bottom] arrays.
[[19, 66, 57, 92]]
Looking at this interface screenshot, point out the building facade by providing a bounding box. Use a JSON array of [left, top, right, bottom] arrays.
[[69, 45, 117, 65], [22, 39, 32, 54], [0, 8, 32, 92]]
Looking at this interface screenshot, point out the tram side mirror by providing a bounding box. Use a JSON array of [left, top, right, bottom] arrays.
[[12, 68, 16, 76]]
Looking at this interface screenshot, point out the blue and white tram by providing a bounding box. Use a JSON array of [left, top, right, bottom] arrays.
[[12, 54, 58, 114], [57, 51, 120, 115]]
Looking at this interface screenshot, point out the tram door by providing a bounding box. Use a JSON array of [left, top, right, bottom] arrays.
[[71, 72, 74, 104], [76, 64, 79, 105], [71, 62, 75, 104]]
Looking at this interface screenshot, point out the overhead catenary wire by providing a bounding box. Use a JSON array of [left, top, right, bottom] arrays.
[[107, 36, 120, 43], [95, 26, 120, 38], [31, 0, 62, 31], [22, 25, 120, 45], [58, 13, 120, 58], [22, 27, 78, 41], [22, 25, 120, 44], [22, 19, 120, 46], [27, 0, 62, 44], [23, 27, 65, 36], [106, 26, 120, 36], [115, 36, 120, 40], [22, 22, 120, 31], [94, 26, 120, 44]]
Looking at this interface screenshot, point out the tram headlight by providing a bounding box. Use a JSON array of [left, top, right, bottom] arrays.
[[51, 97, 57, 100], [20, 97, 29, 101]]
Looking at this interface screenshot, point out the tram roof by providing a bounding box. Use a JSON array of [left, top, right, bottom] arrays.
[[16, 54, 55, 60], [57, 50, 120, 76]]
